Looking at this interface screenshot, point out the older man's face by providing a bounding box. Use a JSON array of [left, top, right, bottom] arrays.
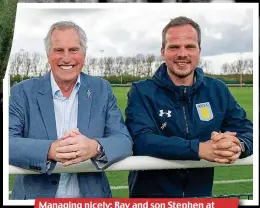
[[48, 28, 85, 85]]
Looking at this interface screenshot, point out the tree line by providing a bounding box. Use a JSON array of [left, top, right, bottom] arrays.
[[221, 58, 253, 75], [8, 49, 253, 78], [8, 50, 161, 77]]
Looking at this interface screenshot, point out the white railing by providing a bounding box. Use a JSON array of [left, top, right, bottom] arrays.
[[9, 155, 253, 174], [111, 84, 253, 87]]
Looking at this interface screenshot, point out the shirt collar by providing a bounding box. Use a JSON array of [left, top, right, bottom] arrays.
[[50, 71, 81, 97]]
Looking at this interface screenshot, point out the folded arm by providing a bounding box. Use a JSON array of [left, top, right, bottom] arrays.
[[220, 88, 253, 158], [9, 92, 54, 174], [91, 81, 133, 170]]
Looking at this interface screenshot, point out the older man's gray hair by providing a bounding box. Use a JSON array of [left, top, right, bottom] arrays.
[[44, 21, 87, 55]]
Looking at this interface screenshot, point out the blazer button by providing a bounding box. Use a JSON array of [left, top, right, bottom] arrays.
[[51, 180, 58, 185]]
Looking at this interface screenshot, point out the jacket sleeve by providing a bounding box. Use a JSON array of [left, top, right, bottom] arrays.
[[9, 87, 55, 174], [220, 87, 253, 158], [125, 83, 200, 160], [91, 81, 133, 170]]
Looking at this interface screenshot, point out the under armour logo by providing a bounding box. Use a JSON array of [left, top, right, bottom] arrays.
[[159, 110, 171, 117], [87, 89, 91, 99], [160, 122, 167, 130]]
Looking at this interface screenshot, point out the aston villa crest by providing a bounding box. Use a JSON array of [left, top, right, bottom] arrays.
[[196, 102, 213, 121]]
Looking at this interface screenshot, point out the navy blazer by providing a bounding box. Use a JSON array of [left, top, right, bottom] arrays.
[[9, 72, 133, 199]]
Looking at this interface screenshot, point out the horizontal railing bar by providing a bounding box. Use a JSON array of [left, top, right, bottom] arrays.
[[9, 155, 253, 174]]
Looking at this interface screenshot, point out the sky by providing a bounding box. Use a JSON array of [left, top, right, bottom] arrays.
[[9, 3, 256, 74]]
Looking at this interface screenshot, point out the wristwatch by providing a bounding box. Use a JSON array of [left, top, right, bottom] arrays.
[[239, 141, 246, 152], [97, 143, 105, 158]]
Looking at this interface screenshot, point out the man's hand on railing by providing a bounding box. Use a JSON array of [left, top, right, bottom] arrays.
[[198, 131, 241, 164]]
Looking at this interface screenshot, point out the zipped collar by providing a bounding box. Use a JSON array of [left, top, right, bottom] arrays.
[[152, 62, 204, 101]]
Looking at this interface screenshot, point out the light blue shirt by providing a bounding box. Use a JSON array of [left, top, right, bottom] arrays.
[[50, 71, 81, 198]]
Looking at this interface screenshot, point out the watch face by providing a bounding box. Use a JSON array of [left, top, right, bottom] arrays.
[[97, 144, 105, 158], [240, 142, 245, 152], [98, 144, 103, 152]]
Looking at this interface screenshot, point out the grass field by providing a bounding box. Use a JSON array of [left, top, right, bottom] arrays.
[[9, 87, 253, 199]]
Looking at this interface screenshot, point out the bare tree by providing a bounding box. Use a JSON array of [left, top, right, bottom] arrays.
[[123, 57, 132, 75], [114, 56, 124, 76], [88, 57, 97, 76], [103, 57, 114, 76], [83, 58, 90, 75], [228, 57, 252, 75], [10, 50, 24, 76], [98, 58, 105, 77], [135, 53, 145, 77], [130, 56, 137, 76], [30, 52, 41, 76], [199, 58, 211, 74], [154, 56, 163, 72], [221, 57, 253, 85], [8, 55, 18, 75], [221, 63, 230, 75], [145, 54, 155, 77], [235, 59, 247, 74], [40, 62, 50, 76], [246, 59, 253, 74], [23, 51, 33, 76]]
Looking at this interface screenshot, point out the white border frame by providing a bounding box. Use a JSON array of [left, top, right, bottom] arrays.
[[3, 2, 259, 206]]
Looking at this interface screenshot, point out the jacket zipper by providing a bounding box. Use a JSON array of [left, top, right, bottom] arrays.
[[183, 87, 189, 137], [182, 87, 189, 198]]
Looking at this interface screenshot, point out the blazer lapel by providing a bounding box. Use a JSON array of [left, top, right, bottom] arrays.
[[77, 75, 93, 136], [37, 72, 57, 140]]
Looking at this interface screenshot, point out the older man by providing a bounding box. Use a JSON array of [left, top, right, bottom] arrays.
[[9, 21, 132, 199]]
